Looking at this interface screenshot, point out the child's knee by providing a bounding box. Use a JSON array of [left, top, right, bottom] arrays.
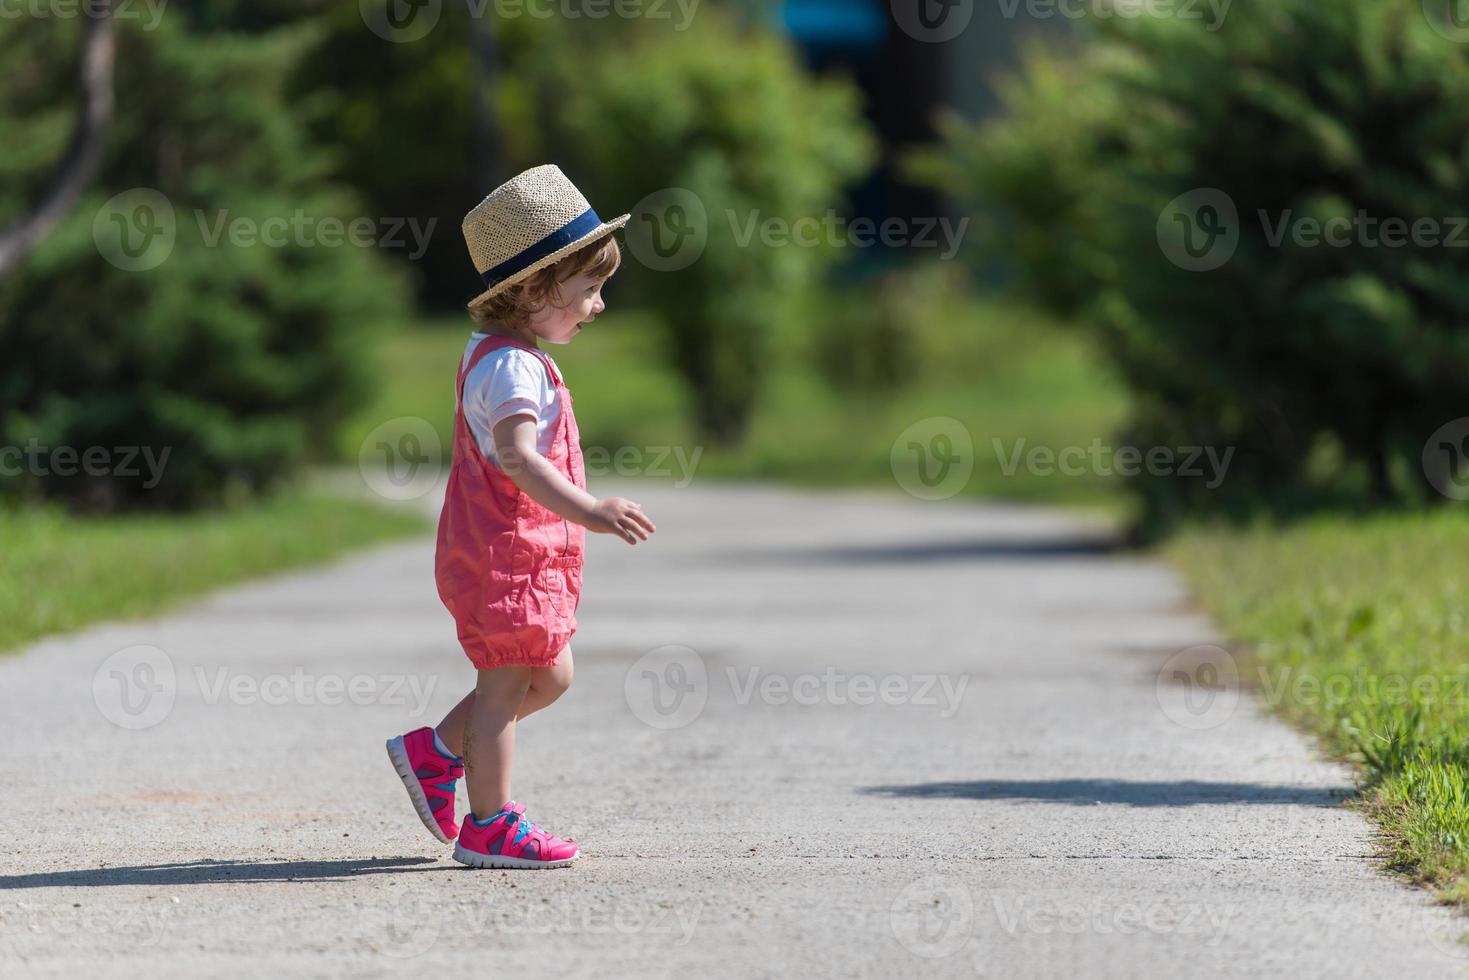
[[544, 663, 573, 698]]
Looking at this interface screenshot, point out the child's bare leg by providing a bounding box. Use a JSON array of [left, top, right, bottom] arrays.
[[435, 646, 575, 753], [520, 645, 574, 719], [434, 691, 475, 756], [463, 666, 531, 817]]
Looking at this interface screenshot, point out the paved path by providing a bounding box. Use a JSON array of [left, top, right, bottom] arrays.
[[2, 479, 1466, 978]]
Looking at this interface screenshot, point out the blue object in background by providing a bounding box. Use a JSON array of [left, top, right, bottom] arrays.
[[780, 0, 888, 49]]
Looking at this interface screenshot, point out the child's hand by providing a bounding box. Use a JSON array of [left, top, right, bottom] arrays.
[[587, 497, 656, 545]]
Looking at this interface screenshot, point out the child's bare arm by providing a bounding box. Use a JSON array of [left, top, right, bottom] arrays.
[[492, 413, 656, 545]]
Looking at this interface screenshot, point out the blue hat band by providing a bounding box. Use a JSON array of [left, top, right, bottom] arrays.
[[480, 207, 604, 289]]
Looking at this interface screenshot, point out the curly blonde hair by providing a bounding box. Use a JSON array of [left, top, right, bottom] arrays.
[[467, 232, 622, 339]]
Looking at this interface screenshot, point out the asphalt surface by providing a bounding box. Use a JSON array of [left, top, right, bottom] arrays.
[[3, 478, 1467, 978]]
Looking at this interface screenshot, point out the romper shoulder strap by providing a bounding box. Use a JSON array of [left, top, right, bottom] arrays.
[[457, 334, 562, 400]]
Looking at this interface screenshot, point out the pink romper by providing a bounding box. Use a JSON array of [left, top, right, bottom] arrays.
[[434, 333, 586, 669]]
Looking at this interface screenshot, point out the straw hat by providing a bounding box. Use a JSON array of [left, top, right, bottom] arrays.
[[462, 164, 630, 297]]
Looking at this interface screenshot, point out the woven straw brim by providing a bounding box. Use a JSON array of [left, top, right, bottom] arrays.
[[475, 213, 630, 299]]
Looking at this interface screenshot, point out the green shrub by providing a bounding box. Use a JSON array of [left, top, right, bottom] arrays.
[[0, 16, 410, 510], [531, 9, 877, 443], [911, 1, 1469, 526]]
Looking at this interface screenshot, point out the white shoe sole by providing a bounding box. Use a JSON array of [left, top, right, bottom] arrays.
[[385, 735, 454, 845], [452, 842, 579, 870]]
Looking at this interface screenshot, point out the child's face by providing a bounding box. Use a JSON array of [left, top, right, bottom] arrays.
[[531, 270, 607, 345]]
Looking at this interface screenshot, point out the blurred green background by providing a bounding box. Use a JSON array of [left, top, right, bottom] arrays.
[[5, 0, 1469, 904]]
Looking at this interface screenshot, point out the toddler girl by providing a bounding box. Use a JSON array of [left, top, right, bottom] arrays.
[[386, 165, 656, 869]]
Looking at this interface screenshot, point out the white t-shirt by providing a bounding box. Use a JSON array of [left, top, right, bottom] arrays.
[[458, 333, 562, 469]]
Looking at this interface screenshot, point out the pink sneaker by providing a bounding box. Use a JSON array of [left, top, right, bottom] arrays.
[[453, 801, 580, 869], [385, 726, 464, 844]]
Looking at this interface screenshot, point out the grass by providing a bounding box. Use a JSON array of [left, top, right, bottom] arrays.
[[7, 275, 1127, 657], [1170, 510, 1469, 903], [0, 488, 426, 655], [341, 286, 1132, 511]]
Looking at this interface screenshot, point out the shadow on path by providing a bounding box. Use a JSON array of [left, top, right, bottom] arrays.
[[860, 778, 1350, 807], [0, 856, 444, 890], [720, 536, 1118, 566]]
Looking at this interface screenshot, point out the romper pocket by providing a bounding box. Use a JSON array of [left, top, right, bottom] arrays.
[[539, 553, 583, 620]]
